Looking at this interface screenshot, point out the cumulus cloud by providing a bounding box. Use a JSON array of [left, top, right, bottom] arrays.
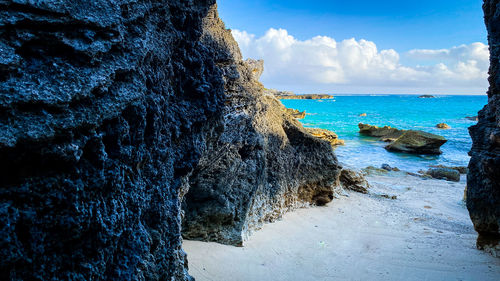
[[232, 28, 489, 94]]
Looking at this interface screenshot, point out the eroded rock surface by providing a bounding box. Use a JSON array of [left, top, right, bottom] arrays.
[[385, 130, 447, 155], [181, 7, 342, 246], [467, 0, 500, 252], [305, 128, 345, 147], [0, 1, 227, 280], [358, 123, 405, 140]]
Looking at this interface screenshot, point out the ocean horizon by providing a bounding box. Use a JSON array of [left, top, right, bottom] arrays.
[[282, 95, 487, 172]]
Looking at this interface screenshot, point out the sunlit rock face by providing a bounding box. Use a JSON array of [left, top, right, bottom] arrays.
[[181, 5, 342, 246], [467, 0, 500, 253], [0, 1, 224, 280]]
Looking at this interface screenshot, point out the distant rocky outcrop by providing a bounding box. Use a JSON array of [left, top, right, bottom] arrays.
[[181, 7, 342, 246], [266, 89, 334, 100], [425, 168, 460, 182], [419, 95, 436, 98], [467, 0, 500, 254], [436, 123, 451, 129], [285, 108, 306, 119], [305, 128, 345, 147], [385, 130, 447, 155]]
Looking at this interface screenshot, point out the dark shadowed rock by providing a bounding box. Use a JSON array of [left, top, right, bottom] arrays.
[[419, 95, 436, 98], [467, 0, 500, 253], [385, 130, 447, 155], [426, 168, 460, 182], [181, 7, 342, 246], [340, 168, 370, 194], [0, 1, 226, 280], [358, 123, 405, 140]]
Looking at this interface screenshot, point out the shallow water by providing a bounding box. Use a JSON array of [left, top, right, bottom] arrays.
[[282, 95, 487, 172]]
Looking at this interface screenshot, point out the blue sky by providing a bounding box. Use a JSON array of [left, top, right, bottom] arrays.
[[218, 0, 489, 94]]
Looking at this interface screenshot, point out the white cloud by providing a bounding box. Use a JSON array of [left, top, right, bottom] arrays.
[[232, 28, 489, 94]]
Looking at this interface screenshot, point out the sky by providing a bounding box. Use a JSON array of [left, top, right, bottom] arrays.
[[218, 0, 489, 94]]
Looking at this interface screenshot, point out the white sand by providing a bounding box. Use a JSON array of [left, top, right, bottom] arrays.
[[184, 173, 500, 281]]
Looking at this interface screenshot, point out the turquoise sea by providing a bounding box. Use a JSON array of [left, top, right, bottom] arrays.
[[282, 95, 488, 172]]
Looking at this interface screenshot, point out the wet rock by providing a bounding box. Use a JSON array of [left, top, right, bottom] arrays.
[[358, 123, 405, 140], [426, 168, 460, 182], [339, 168, 370, 194], [429, 165, 468, 174], [419, 95, 435, 98], [359, 113, 367, 117], [467, 0, 500, 251], [305, 128, 345, 147], [385, 130, 447, 155], [436, 123, 451, 129], [362, 166, 389, 175]]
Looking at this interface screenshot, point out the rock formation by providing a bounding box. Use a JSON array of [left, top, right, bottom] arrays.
[[266, 89, 334, 100], [467, 0, 500, 254], [0, 0, 343, 279], [418, 95, 435, 98], [181, 7, 342, 246], [358, 123, 405, 140], [0, 1, 229, 279], [385, 130, 447, 155], [425, 168, 460, 182], [285, 108, 306, 119], [305, 128, 345, 147], [339, 168, 370, 194], [436, 123, 451, 129]]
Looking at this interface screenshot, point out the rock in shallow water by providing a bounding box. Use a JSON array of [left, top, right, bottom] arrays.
[[339, 168, 370, 194], [426, 168, 460, 182], [385, 130, 447, 155]]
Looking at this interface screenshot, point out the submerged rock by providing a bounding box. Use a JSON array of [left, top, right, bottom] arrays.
[[385, 130, 447, 155], [425, 168, 460, 182], [339, 168, 370, 194], [285, 108, 306, 119], [181, 7, 342, 246], [305, 128, 345, 147], [466, 116, 479, 121], [467, 0, 500, 252], [436, 123, 451, 129], [358, 123, 405, 139]]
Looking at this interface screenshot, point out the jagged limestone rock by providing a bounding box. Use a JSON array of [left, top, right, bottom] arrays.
[[385, 130, 447, 155], [0, 1, 227, 280], [467, 0, 500, 253], [181, 6, 342, 246]]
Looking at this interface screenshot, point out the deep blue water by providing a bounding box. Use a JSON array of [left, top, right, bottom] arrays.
[[282, 95, 487, 172]]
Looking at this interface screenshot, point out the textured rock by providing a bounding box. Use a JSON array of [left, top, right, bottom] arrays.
[[305, 128, 345, 147], [467, 0, 500, 251], [285, 108, 306, 119], [429, 165, 468, 174], [181, 7, 342, 246], [426, 168, 460, 182], [0, 1, 227, 280], [339, 168, 370, 194], [358, 123, 405, 140], [385, 130, 447, 155], [436, 123, 451, 129], [266, 89, 334, 100]]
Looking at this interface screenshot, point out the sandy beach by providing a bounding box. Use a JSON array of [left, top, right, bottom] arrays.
[[184, 173, 500, 281]]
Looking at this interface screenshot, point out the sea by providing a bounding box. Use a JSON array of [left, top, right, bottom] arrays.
[[281, 95, 488, 173]]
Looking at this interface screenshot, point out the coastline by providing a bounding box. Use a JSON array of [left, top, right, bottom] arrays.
[[184, 172, 500, 281]]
